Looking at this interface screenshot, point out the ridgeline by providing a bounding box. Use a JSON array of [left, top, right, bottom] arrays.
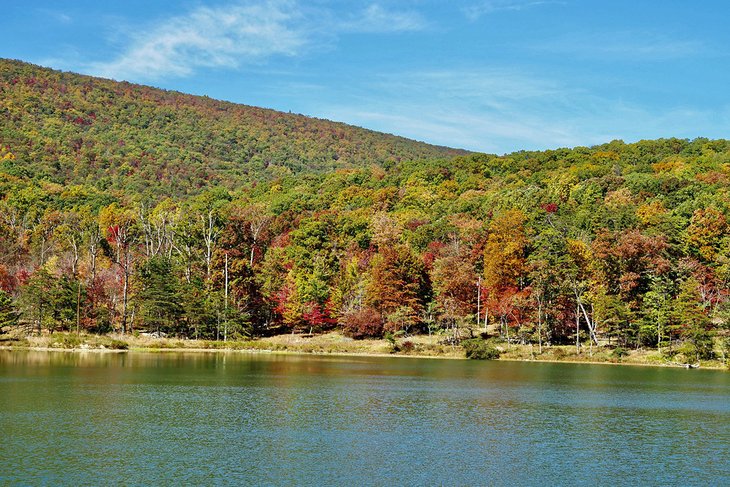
[[0, 59, 465, 196]]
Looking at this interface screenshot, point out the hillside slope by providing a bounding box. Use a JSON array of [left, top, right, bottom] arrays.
[[0, 59, 465, 195]]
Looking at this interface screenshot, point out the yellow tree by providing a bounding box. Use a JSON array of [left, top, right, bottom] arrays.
[[483, 209, 528, 291], [685, 207, 727, 262], [483, 209, 529, 340]]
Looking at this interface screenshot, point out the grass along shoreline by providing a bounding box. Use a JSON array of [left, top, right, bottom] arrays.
[[1, 331, 728, 369]]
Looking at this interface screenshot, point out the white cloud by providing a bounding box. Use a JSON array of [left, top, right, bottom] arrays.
[[86, 1, 428, 82], [464, 1, 564, 21], [535, 31, 704, 61], [91, 1, 308, 81], [316, 69, 573, 151], [315, 68, 728, 153], [341, 4, 427, 33], [38, 8, 73, 24]]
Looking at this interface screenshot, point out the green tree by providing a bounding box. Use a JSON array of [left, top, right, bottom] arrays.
[[641, 276, 674, 350], [673, 277, 713, 362], [49, 276, 83, 332], [0, 290, 19, 330], [137, 256, 183, 335], [528, 225, 571, 352], [19, 268, 56, 334]]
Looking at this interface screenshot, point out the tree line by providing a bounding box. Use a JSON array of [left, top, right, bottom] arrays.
[[2, 138, 730, 362]]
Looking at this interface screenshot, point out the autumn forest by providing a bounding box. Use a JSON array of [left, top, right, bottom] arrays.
[[1, 59, 730, 363]]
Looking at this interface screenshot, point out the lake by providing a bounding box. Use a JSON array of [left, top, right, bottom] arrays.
[[1, 351, 728, 486]]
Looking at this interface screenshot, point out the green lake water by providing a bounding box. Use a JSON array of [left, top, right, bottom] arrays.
[[1, 350, 728, 486]]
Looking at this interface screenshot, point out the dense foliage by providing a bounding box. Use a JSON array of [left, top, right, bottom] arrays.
[[2, 61, 730, 361], [0, 59, 464, 196]]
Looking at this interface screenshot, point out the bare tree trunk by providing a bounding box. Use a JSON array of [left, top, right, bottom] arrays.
[[76, 279, 81, 335], [129, 306, 136, 334], [247, 206, 270, 267], [658, 295, 664, 353], [504, 316, 510, 348], [203, 210, 217, 279], [477, 276, 481, 331], [578, 300, 599, 346], [110, 295, 117, 331], [121, 269, 129, 334], [69, 236, 79, 277], [224, 253, 229, 342], [40, 237, 48, 265], [572, 282, 598, 346], [537, 296, 543, 354], [576, 306, 580, 354], [89, 239, 98, 283]]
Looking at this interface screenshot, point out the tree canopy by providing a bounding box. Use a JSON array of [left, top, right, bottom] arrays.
[[2, 59, 730, 361]]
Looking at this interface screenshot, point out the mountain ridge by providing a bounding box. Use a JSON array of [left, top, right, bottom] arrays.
[[0, 58, 467, 196]]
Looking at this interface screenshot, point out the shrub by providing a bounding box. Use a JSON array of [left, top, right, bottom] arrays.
[[51, 333, 82, 349], [661, 347, 678, 360], [611, 347, 628, 359], [384, 331, 399, 352], [401, 340, 415, 353], [677, 338, 714, 363], [107, 339, 129, 350], [8, 337, 30, 347], [340, 307, 383, 339], [462, 338, 500, 360], [552, 347, 566, 359]]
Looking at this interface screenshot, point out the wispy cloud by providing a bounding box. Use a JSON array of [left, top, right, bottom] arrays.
[[341, 4, 427, 33], [318, 69, 579, 151], [86, 1, 428, 82], [91, 1, 307, 81], [315, 68, 726, 153], [535, 31, 705, 61], [463, 1, 564, 21], [37, 8, 73, 24]]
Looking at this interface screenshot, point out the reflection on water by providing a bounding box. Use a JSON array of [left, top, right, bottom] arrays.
[[1, 350, 729, 486]]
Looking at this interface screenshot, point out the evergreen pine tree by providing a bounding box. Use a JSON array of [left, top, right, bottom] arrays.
[[0, 290, 19, 330]]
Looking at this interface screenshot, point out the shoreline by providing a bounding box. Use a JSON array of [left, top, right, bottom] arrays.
[[0, 345, 459, 360], [2, 334, 727, 370]]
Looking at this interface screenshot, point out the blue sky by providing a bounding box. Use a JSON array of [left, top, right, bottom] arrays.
[[4, 1, 730, 153]]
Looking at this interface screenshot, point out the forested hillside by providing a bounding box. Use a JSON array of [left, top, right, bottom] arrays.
[[1, 60, 730, 363], [0, 59, 464, 195]]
